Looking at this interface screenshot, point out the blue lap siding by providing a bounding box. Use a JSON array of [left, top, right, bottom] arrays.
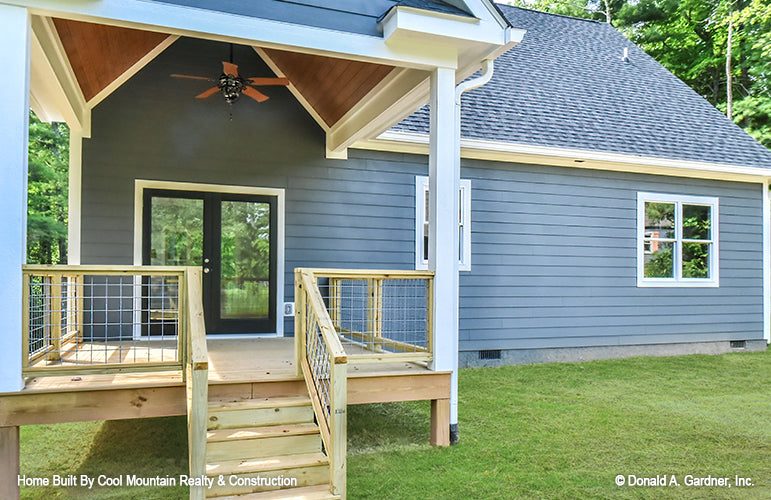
[[79, 37, 764, 350]]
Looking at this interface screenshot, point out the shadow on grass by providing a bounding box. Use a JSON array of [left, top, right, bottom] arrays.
[[347, 401, 432, 455]]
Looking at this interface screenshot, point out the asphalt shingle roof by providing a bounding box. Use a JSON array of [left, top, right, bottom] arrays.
[[395, 4, 771, 169]]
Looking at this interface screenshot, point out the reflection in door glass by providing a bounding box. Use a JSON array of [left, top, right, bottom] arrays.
[[220, 201, 270, 319], [150, 197, 204, 266], [149, 197, 204, 328]]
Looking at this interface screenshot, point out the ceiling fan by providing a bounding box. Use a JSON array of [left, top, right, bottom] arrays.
[[171, 46, 289, 104]]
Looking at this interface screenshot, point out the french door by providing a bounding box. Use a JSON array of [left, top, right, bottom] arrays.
[[143, 189, 277, 334]]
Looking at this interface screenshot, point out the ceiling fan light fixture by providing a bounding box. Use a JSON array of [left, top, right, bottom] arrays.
[[218, 73, 246, 104]]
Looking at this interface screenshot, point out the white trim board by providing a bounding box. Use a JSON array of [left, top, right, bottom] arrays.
[[87, 34, 179, 108], [764, 181, 770, 342], [7, 0, 464, 70], [353, 131, 771, 183], [133, 179, 286, 337]]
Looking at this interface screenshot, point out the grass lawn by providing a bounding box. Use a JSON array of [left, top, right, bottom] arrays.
[[19, 350, 771, 499]]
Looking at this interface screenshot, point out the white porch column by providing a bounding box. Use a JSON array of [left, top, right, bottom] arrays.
[[0, 4, 31, 394], [428, 66, 460, 442]]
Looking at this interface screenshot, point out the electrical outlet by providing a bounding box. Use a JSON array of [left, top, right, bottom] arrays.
[[283, 302, 295, 316]]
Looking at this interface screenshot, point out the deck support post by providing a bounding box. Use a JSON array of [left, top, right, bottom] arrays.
[[427, 66, 460, 443], [0, 4, 31, 394], [0, 426, 21, 500], [430, 398, 451, 446]]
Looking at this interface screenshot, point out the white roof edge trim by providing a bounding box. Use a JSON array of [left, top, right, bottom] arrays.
[[358, 130, 771, 180]]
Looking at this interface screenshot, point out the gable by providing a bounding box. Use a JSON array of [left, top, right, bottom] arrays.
[[394, 5, 771, 169]]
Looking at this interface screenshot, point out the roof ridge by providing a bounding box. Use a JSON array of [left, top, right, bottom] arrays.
[[495, 2, 604, 24]]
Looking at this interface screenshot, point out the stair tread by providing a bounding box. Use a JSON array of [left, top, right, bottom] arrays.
[[209, 396, 311, 412], [207, 423, 320, 443], [209, 484, 339, 500], [207, 452, 329, 476]]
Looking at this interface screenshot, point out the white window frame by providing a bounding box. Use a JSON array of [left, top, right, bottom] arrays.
[[637, 192, 719, 288], [416, 176, 471, 271]]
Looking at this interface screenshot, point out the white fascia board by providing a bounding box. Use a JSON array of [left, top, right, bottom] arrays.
[[29, 15, 90, 134], [326, 67, 430, 154], [353, 131, 771, 183], [7, 0, 458, 70], [381, 6, 509, 47]]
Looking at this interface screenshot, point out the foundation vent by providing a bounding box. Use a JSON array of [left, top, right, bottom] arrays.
[[730, 340, 746, 349], [479, 349, 501, 360]]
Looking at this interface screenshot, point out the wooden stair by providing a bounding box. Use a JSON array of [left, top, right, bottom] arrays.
[[205, 394, 339, 499]]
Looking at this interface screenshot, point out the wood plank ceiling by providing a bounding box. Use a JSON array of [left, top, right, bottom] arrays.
[[52, 19, 170, 102], [51, 19, 395, 128], [261, 48, 394, 127]]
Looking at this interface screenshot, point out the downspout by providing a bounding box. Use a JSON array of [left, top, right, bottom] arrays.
[[448, 59, 495, 445]]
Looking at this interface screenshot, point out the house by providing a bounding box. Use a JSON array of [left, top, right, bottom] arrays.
[[0, 1, 769, 499]]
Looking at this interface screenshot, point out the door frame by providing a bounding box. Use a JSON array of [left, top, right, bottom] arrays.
[[133, 179, 285, 338]]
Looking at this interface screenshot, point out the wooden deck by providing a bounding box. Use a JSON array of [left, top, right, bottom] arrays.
[[0, 338, 450, 426], [29, 339, 179, 368]]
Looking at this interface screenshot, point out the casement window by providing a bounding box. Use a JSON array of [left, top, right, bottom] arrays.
[[637, 192, 719, 287], [415, 176, 471, 271]]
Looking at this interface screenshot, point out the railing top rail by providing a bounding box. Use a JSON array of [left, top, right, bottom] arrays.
[[299, 268, 435, 279], [301, 271, 347, 364], [22, 264, 188, 275]]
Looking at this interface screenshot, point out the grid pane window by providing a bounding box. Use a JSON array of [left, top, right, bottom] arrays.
[[638, 193, 719, 287]]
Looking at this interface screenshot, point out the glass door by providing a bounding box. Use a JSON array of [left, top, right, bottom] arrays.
[[143, 189, 277, 334]]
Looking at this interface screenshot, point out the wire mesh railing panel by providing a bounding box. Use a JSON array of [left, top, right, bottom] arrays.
[[23, 268, 185, 373], [305, 297, 332, 428], [323, 276, 431, 357]]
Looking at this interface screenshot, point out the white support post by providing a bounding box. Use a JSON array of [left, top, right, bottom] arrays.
[[427, 66, 460, 442], [763, 180, 770, 343], [0, 4, 31, 394], [67, 130, 83, 265]]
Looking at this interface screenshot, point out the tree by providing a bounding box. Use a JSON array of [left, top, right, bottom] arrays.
[[27, 112, 69, 264]]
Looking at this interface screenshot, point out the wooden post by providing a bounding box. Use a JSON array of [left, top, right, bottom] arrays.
[[185, 268, 208, 500], [330, 361, 347, 498], [75, 275, 84, 343], [430, 399, 450, 447], [294, 269, 306, 378], [366, 279, 383, 352], [0, 426, 20, 500], [47, 276, 62, 361]]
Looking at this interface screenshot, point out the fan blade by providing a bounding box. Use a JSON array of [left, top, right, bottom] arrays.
[[171, 74, 213, 81], [247, 77, 290, 86], [242, 86, 270, 103], [195, 87, 220, 99], [222, 61, 239, 77]]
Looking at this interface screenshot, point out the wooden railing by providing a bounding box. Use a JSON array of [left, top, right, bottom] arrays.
[[310, 268, 434, 364], [295, 269, 348, 499], [22, 265, 191, 376], [183, 267, 208, 500]]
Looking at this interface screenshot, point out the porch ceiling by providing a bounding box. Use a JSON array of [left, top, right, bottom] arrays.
[[260, 48, 395, 128], [51, 18, 173, 104], [41, 17, 403, 134]]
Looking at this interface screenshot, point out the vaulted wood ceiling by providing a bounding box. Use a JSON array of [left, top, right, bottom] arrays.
[[261, 48, 394, 127], [49, 18, 396, 129], [52, 19, 171, 103]]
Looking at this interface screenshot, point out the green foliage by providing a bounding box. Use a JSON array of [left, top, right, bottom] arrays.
[[27, 112, 69, 264]]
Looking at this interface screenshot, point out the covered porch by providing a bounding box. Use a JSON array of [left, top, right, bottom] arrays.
[[0, 1, 523, 498]]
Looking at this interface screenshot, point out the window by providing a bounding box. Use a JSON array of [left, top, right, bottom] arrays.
[[416, 176, 471, 271], [637, 192, 719, 287]]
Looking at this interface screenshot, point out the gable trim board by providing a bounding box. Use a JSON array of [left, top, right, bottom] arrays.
[[353, 131, 771, 183], [132, 180, 286, 338], [9, 0, 515, 71]]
